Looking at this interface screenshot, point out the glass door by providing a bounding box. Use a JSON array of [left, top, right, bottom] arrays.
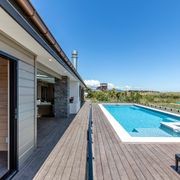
[[0, 57, 9, 178], [0, 55, 17, 179]]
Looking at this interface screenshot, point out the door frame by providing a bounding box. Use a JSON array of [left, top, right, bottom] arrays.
[[0, 51, 18, 179]]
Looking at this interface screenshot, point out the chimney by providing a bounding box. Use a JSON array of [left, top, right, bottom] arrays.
[[72, 50, 78, 70]]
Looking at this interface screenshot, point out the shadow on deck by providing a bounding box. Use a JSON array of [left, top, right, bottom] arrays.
[[12, 115, 75, 180], [34, 102, 89, 180], [12, 102, 180, 180]]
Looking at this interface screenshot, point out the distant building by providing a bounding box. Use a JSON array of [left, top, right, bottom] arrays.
[[96, 83, 108, 91]]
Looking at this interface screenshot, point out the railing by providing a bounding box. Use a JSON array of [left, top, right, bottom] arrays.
[[87, 103, 94, 180], [140, 103, 180, 114]]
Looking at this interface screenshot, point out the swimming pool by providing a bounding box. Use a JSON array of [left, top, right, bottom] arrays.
[[99, 104, 180, 142]]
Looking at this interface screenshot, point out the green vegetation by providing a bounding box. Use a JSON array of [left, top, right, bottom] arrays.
[[86, 88, 180, 110]]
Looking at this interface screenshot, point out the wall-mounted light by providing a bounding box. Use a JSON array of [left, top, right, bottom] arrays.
[[49, 58, 52, 62]]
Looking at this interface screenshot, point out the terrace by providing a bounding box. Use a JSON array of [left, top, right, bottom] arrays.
[[93, 104, 180, 180], [12, 102, 180, 180]]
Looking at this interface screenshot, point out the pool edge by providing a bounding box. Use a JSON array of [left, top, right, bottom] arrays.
[[99, 103, 180, 143]]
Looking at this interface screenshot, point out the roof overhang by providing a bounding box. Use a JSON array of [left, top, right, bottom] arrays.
[[0, 0, 86, 87]]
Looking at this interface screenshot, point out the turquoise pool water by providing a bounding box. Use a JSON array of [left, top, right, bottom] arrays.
[[104, 105, 180, 137]]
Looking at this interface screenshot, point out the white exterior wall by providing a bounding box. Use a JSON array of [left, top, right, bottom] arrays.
[[18, 61, 35, 165], [0, 32, 36, 166], [70, 81, 80, 114]]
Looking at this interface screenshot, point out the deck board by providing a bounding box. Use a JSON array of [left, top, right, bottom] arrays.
[[93, 104, 180, 180], [96, 108, 121, 180], [34, 102, 89, 180], [12, 103, 180, 179], [13, 114, 76, 180]]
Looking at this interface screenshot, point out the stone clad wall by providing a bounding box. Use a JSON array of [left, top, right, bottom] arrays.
[[54, 76, 70, 118], [80, 86, 85, 106]]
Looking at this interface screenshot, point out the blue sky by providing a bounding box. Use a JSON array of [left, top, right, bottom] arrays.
[[31, 0, 180, 91]]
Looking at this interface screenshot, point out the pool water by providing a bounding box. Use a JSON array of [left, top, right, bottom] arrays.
[[104, 105, 180, 137]]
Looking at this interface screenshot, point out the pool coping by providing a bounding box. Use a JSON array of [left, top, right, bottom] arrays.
[[99, 103, 180, 143]]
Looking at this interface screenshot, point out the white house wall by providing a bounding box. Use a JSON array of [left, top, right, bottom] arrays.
[[70, 81, 80, 114], [0, 5, 85, 169], [18, 60, 35, 165], [0, 32, 36, 167]]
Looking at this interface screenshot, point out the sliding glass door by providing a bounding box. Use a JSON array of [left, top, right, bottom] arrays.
[[0, 54, 17, 179], [0, 57, 9, 178]]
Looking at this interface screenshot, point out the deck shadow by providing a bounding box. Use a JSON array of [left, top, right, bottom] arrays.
[[12, 115, 75, 180]]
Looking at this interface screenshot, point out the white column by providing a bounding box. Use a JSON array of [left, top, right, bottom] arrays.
[[69, 81, 80, 114]]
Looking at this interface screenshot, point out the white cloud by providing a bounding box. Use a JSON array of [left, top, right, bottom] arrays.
[[84, 80, 119, 90], [122, 85, 131, 91], [121, 85, 146, 91], [84, 80, 100, 89], [108, 83, 119, 90]]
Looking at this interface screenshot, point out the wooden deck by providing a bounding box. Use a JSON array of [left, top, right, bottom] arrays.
[[92, 104, 180, 180], [33, 102, 90, 180], [13, 114, 76, 180], [12, 102, 180, 179]]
